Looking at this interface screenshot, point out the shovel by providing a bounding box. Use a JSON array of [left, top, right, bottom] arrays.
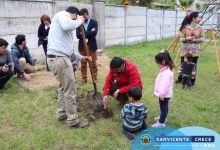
[[80, 25, 103, 110]]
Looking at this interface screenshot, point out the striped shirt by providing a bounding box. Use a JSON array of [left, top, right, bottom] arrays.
[[121, 102, 148, 130]]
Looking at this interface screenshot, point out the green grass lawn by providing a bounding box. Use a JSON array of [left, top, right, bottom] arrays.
[[0, 38, 220, 149]]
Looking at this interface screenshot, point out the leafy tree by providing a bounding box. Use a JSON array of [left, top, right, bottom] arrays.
[[139, 0, 153, 7], [179, 0, 194, 7]]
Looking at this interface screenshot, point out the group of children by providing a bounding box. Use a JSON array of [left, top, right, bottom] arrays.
[[120, 50, 174, 140], [120, 51, 198, 141], [120, 11, 204, 140]]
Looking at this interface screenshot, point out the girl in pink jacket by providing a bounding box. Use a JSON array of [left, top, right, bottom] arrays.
[[152, 50, 174, 127]]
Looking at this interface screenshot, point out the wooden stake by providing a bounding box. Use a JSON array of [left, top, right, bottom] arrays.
[[211, 30, 220, 74], [167, 34, 180, 51]]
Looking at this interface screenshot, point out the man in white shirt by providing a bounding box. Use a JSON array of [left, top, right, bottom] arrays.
[[47, 6, 90, 128]]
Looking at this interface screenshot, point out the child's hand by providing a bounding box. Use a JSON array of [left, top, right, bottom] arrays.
[[113, 89, 119, 99], [159, 97, 164, 101]]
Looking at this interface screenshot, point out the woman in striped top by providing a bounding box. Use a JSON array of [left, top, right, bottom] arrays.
[[176, 11, 204, 85]]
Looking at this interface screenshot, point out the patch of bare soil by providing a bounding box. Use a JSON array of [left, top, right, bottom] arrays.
[[76, 51, 114, 120], [18, 50, 110, 91], [18, 71, 59, 91], [76, 88, 114, 121]]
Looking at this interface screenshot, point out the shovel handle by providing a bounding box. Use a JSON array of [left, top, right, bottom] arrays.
[[80, 25, 97, 90], [93, 82, 98, 94]]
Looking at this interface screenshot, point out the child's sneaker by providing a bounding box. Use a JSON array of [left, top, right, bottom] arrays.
[[151, 122, 166, 127], [123, 129, 135, 141]]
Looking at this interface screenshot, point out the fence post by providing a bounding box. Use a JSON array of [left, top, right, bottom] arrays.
[[93, 0, 106, 49], [217, 12, 220, 30], [52, 0, 55, 16], [146, 7, 148, 41], [162, 9, 165, 40], [124, 6, 128, 46], [175, 10, 177, 36]]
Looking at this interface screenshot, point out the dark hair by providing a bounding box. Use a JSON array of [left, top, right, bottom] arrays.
[[184, 53, 193, 62], [179, 11, 199, 31], [66, 6, 80, 15], [80, 8, 89, 15], [155, 50, 174, 70], [128, 86, 142, 101], [0, 38, 8, 47], [15, 34, 26, 45], [110, 57, 125, 69], [40, 14, 51, 24]]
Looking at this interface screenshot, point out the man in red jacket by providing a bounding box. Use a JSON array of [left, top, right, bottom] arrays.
[[102, 57, 142, 109]]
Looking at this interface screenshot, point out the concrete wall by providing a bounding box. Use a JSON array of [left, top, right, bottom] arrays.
[[105, 5, 125, 46], [126, 6, 146, 45], [0, 0, 53, 49], [0, 0, 94, 59], [54, 1, 93, 49], [147, 9, 163, 41], [105, 7, 186, 47], [0, 0, 218, 59]]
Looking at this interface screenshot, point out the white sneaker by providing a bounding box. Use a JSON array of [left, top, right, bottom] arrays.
[[151, 122, 166, 127]]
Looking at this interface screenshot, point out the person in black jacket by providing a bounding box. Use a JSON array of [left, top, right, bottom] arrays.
[[76, 8, 98, 85], [0, 38, 14, 89], [38, 14, 51, 71]]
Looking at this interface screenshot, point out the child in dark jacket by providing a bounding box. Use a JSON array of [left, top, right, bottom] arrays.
[[181, 53, 196, 89], [121, 86, 148, 141]]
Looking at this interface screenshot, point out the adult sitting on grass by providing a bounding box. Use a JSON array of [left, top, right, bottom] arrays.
[[0, 38, 14, 89], [102, 57, 142, 109], [11, 34, 42, 81]]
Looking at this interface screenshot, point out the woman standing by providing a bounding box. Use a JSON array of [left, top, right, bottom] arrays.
[[176, 11, 204, 86], [38, 14, 51, 71]]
